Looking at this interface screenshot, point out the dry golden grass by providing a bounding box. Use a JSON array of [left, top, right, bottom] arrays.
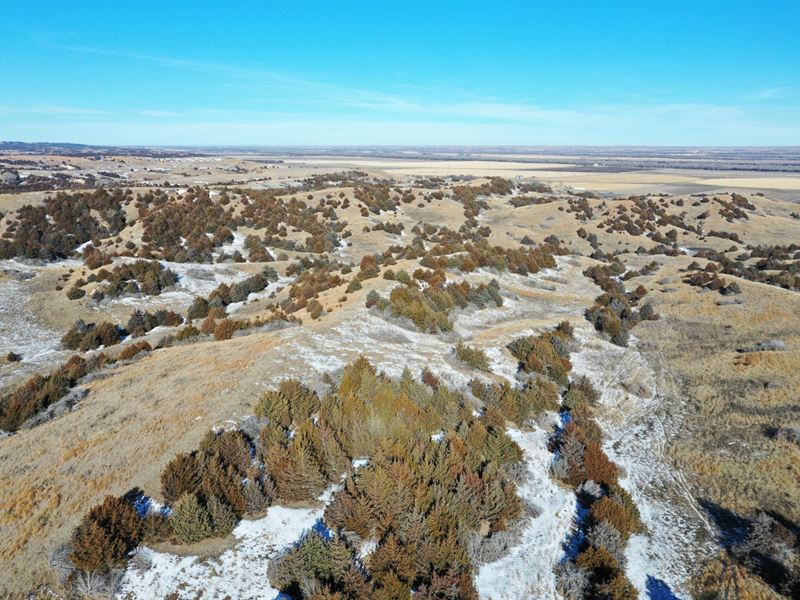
[[635, 262, 800, 523]]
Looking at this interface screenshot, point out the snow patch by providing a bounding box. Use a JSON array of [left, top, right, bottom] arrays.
[[0, 261, 72, 388], [570, 326, 715, 598], [476, 427, 575, 599], [117, 485, 340, 599]]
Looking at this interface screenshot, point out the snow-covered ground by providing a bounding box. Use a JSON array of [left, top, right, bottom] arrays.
[[117, 485, 340, 599], [216, 232, 247, 259], [0, 260, 75, 389], [110, 260, 252, 311], [281, 309, 476, 389], [570, 326, 717, 599], [475, 426, 575, 600], [226, 276, 293, 314], [276, 260, 593, 391]]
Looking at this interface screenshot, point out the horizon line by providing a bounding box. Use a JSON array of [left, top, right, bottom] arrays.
[[4, 140, 800, 150]]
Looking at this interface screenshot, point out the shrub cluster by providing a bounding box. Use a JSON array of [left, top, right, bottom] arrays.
[[370, 220, 405, 235], [552, 379, 643, 600], [420, 240, 559, 277], [507, 322, 574, 385], [0, 336, 160, 432], [470, 378, 560, 426], [82, 244, 113, 269], [0, 355, 95, 431], [62, 320, 125, 351], [88, 260, 177, 298], [243, 234, 273, 262], [356, 254, 380, 280], [62, 358, 528, 599], [126, 309, 183, 337], [117, 340, 152, 361], [583, 264, 657, 347], [567, 197, 594, 221], [552, 422, 620, 488], [187, 267, 279, 318], [452, 177, 512, 226], [0, 189, 128, 260], [353, 184, 398, 214], [714, 194, 752, 221], [239, 188, 347, 254], [453, 342, 491, 371], [712, 511, 800, 598], [684, 266, 742, 295], [695, 247, 800, 291], [509, 195, 554, 208], [374, 277, 502, 333], [271, 362, 524, 598], [137, 187, 238, 262], [284, 266, 344, 313], [691, 554, 785, 600], [598, 197, 700, 238], [300, 170, 369, 191]]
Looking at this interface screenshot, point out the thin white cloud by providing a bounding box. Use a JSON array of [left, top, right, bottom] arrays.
[[11, 43, 800, 145], [0, 104, 111, 117]]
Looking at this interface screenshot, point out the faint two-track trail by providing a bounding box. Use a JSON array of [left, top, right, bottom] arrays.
[[570, 325, 716, 599]]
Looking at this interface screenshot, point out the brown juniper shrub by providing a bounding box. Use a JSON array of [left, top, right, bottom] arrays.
[[161, 452, 203, 504], [582, 440, 619, 486], [117, 340, 151, 361], [307, 299, 324, 320], [266, 442, 327, 503], [357, 255, 380, 280], [200, 316, 216, 335], [607, 484, 643, 534], [213, 318, 239, 340], [215, 429, 252, 476], [597, 573, 639, 600], [576, 544, 620, 578], [70, 495, 143, 572], [589, 496, 638, 540], [421, 368, 440, 389], [200, 454, 247, 516]]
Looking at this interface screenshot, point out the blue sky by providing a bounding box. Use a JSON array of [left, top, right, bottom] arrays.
[[2, 0, 799, 146]]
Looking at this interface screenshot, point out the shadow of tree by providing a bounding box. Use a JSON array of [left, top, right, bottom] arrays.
[[646, 575, 681, 600], [699, 498, 799, 597]]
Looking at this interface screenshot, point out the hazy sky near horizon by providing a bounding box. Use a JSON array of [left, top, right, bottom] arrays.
[[2, 0, 799, 146]]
